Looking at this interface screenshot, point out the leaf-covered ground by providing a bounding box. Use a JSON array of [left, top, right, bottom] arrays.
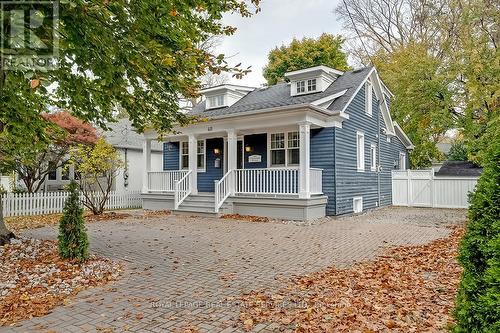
[[240, 227, 463, 332], [5, 210, 172, 233], [0, 238, 122, 326]]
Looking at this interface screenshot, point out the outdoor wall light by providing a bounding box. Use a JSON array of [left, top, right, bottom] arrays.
[[245, 146, 252, 153], [214, 148, 221, 155]]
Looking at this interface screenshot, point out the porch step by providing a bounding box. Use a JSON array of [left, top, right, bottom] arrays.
[[173, 193, 232, 217]]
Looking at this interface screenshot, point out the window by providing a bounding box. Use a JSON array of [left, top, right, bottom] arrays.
[[207, 94, 225, 108], [287, 132, 300, 165], [296, 81, 305, 94], [48, 162, 57, 180], [370, 144, 377, 171], [307, 79, 317, 92], [270, 133, 286, 166], [353, 197, 363, 213], [356, 131, 365, 171], [399, 152, 406, 170], [180, 142, 189, 169], [197, 140, 205, 170], [180, 140, 205, 170], [365, 81, 373, 116], [270, 131, 300, 167]]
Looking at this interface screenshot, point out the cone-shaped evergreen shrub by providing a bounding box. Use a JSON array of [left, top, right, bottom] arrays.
[[453, 127, 500, 331], [58, 181, 89, 261]]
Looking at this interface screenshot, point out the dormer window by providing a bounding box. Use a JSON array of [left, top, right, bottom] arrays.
[[207, 95, 225, 109], [296, 81, 305, 94], [285, 65, 344, 97], [307, 79, 317, 92]]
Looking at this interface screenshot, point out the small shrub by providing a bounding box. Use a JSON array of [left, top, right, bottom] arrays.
[[58, 181, 89, 261], [453, 131, 500, 331]]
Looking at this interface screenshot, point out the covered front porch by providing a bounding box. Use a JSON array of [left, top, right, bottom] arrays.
[[141, 106, 344, 219]]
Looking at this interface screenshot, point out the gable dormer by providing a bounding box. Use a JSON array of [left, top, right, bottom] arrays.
[[285, 65, 344, 97], [201, 84, 255, 110]]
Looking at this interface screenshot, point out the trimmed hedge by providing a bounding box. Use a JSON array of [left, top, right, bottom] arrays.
[[453, 133, 499, 331]]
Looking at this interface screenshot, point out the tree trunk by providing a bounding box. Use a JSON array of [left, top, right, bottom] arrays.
[[0, 200, 15, 246]]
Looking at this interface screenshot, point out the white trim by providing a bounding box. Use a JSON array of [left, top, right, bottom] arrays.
[[339, 68, 396, 135], [393, 122, 415, 149], [370, 143, 377, 171], [356, 131, 365, 172], [267, 130, 300, 168], [310, 89, 348, 107], [365, 80, 373, 116], [285, 65, 344, 78], [353, 196, 363, 213], [179, 139, 206, 173]]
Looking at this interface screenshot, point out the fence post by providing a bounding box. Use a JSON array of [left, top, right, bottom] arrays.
[[430, 169, 435, 208], [406, 169, 411, 206]]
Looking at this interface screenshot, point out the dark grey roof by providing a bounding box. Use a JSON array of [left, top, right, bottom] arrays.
[[188, 67, 373, 118], [101, 119, 163, 152], [436, 161, 482, 177]]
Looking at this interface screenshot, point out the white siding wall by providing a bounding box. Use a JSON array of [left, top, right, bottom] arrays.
[[115, 149, 163, 193]]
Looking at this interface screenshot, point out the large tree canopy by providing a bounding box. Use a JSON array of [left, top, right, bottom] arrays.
[[263, 33, 349, 85], [336, 0, 499, 168], [1, 0, 260, 133], [0, 0, 260, 244]]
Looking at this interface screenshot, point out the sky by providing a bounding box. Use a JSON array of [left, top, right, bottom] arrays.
[[217, 0, 344, 87]]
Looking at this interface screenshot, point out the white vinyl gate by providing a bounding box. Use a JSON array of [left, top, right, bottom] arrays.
[[392, 170, 478, 209]]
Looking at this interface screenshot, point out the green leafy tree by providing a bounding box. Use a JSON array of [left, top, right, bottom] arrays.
[[453, 119, 500, 332], [263, 33, 349, 85], [58, 181, 89, 261], [373, 44, 456, 168], [447, 141, 469, 161], [0, 0, 260, 244], [70, 139, 124, 215]]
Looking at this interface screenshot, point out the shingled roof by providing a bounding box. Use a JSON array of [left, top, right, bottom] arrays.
[[188, 67, 373, 118], [435, 161, 483, 177]]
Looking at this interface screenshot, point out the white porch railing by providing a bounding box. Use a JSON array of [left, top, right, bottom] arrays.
[[215, 170, 233, 213], [234, 168, 300, 195], [310, 168, 323, 195], [148, 171, 189, 192], [174, 171, 192, 209]]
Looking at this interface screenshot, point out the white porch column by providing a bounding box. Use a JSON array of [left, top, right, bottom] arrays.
[[227, 129, 237, 195], [188, 134, 198, 194], [142, 138, 152, 193], [299, 122, 311, 199]]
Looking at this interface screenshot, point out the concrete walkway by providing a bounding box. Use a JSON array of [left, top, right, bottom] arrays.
[[4, 207, 466, 333]]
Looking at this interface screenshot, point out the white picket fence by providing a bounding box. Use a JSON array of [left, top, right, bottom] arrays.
[[392, 170, 479, 209], [1, 190, 142, 217]]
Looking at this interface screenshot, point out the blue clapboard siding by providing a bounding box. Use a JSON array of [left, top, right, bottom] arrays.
[[197, 138, 224, 192], [379, 118, 408, 207], [244, 134, 267, 169], [163, 142, 179, 170], [310, 128, 336, 215], [333, 83, 381, 215]]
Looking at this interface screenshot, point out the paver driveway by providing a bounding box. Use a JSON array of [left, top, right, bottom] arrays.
[[4, 207, 466, 333]]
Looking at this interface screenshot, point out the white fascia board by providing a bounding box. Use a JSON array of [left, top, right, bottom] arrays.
[[285, 65, 344, 79], [394, 122, 415, 149], [200, 84, 255, 94], [340, 67, 395, 136], [311, 89, 348, 107]]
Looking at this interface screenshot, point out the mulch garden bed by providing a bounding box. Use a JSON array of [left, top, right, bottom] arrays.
[[239, 227, 464, 332], [0, 238, 122, 326]]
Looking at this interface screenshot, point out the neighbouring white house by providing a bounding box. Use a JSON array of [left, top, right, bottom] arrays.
[[101, 119, 163, 192], [11, 119, 163, 193]]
